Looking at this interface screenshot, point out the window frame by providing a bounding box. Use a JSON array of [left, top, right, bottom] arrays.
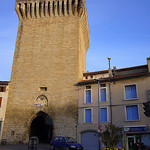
[[84, 87, 92, 104], [125, 105, 140, 121], [124, 84, 138, 100], [84, 108, 92, 123], [100, 87, 107, 102]]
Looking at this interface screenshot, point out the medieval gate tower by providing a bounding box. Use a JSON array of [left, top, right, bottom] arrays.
[[3, 0, 89, 143]]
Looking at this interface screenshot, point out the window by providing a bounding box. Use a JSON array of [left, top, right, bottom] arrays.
[[85, 109, 92, 123], [126, 105, 139, 121], [100, 88, 106, 102], [0, 97, 2, 107], [100, 108, 107, 122], [0, 86, 6, 92], [85, 86, 91, 103], [125, 84, 137, 100], [39, 87, 47, 91]]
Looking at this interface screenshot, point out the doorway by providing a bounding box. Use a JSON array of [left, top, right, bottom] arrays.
[[30, 111, 53, 143], [127, 136, 135, 150]]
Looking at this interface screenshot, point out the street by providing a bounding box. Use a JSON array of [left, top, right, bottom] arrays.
[[0, 144, 50, 150]]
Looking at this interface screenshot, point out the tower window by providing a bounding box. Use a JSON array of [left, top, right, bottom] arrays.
[[39, 87, 47, 91], [0, 87, 6, 92]]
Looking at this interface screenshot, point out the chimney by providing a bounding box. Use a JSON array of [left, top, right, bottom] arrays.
[[107, 57, 113, 77], [113, 66, 117, 70], [147, 57, 150, 73]]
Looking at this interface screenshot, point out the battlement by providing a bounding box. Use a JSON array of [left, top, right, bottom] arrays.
[[15, 0, 85, 19]]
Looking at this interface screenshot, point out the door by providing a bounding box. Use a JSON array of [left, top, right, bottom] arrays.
[[127, 136, 135, 150], [81, 131, 99, 150]]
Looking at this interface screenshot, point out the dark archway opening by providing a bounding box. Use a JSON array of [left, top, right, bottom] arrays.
[[30, 111, 53, 143]]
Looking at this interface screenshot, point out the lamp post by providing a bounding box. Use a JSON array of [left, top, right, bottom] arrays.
[[94, 78, 101, 150]]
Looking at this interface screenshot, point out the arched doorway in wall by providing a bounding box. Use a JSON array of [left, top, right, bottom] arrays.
[[30, 111, 53, 143]]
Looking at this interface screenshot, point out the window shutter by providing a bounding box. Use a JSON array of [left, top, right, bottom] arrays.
[[85, 109, 91, 123], [101, 89, 106, 102], [126, 105, 139, 120], [3, 86, 6, 92], [100, 108, 107, 122], [0, 97, 2, 107], [86, 90, 91, 103]]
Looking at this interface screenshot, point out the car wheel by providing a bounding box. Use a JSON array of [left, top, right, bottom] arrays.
[[64, 147, 70, 150], [50, 145, 55, 150]]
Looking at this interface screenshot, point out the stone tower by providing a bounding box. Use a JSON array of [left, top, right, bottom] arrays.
[[3, 0, 89, 143]]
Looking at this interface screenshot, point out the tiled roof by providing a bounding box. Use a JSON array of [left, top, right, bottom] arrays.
[[78, 65, 149, 86], [0, 81, 9, 85]]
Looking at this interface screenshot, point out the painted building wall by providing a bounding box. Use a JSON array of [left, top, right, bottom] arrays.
[[77, 61, 150, 149], [0, 83, 9, 141]]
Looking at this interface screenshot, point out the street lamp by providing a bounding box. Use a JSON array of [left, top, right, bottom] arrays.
[[94, 78, 101, 150]]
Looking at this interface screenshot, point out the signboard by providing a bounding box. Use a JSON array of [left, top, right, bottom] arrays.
[[124, 126, 147, 132]]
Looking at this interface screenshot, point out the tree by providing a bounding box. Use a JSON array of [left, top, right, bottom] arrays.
[[99, 124, 123, 150]]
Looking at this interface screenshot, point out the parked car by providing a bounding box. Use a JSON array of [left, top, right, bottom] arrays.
[[50, 136, 84, 150]]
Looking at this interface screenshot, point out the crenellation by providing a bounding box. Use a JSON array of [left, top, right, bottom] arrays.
[[15, 0, 84, 19], [3, 0, 89, 144]]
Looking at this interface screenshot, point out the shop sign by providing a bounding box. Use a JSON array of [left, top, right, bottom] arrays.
[[124, 126, 147, 132]]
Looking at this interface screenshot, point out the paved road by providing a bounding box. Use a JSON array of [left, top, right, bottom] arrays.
[[0, 144, 50, 150]]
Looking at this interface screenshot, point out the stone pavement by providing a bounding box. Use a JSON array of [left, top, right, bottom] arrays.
[[0, 144, 50, 150]]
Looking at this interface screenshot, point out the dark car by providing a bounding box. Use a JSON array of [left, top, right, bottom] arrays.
[[50, 136, 84, 150]]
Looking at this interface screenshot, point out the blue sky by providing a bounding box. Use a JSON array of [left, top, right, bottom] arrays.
[[0, 0, 150, 81]]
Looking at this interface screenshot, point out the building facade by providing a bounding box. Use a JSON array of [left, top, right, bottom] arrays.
[[0, 81, 9, 141], [3, 0, 89, 143], [77, 58, 150, 150]]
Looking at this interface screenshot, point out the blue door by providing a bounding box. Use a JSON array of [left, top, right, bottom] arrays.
[[81, 131, 99, 150]]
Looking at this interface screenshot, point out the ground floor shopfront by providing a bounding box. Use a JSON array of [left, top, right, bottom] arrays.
[[124, 126, 150, 150], [77, 125, 150, 150]]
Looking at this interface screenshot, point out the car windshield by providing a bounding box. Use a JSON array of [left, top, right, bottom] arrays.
[[65, 137, 76, 143]]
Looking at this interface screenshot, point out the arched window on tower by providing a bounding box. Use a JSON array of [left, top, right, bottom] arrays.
[[43, 2, 46, 16], [30, 3, 32, 18], [39, 2, 42, 17], [66, 0, 69, 15], [57, 1, 60, 16], [62, 0, 64, 16], [34, 3, 37, 17], [48, 1, 50, 16], [19, 3, 23, 17], [53, 1, 55, 16], [25, 3, 27, 18]]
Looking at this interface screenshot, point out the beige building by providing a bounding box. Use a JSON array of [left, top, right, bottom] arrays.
[[3, 0, 89, 144], [0, 81, 9, 141], [77, 58, 150, 150]]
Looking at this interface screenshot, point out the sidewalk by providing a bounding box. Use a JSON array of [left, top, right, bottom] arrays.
[[0, 144, 50, 150]]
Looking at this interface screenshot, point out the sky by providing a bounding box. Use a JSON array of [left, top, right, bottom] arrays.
[[0, 0, 150, 81]]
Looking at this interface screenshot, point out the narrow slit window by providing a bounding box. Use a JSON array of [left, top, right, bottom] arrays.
[[39, 87, 47, 91]]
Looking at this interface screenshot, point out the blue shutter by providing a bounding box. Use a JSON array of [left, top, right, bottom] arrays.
[[86, 90, 91, 103], [85, 109, 91, 123], [100, 108, 107, 122], [100, 89, 106, 102], [126, 105, 139, 120], [125, 85, 137, 99]]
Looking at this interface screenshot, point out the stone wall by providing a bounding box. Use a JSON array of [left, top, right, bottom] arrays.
[[3, 0, 89, 143]]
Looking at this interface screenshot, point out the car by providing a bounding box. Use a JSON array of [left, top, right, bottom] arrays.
[[50, 136, 84, 150]]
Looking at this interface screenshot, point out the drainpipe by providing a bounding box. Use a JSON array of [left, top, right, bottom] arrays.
[[107, 58, 113, 124], [108, 81, 112, 124]]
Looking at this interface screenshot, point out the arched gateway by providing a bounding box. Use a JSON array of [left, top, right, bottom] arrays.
[[30, 111, 53, 143]]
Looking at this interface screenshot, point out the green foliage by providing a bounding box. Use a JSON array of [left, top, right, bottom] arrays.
[[99, 124, 123, 149]]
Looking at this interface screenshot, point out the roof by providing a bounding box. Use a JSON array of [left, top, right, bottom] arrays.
[[78, 64, 149, 86], [0, 81, 9, 85]]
